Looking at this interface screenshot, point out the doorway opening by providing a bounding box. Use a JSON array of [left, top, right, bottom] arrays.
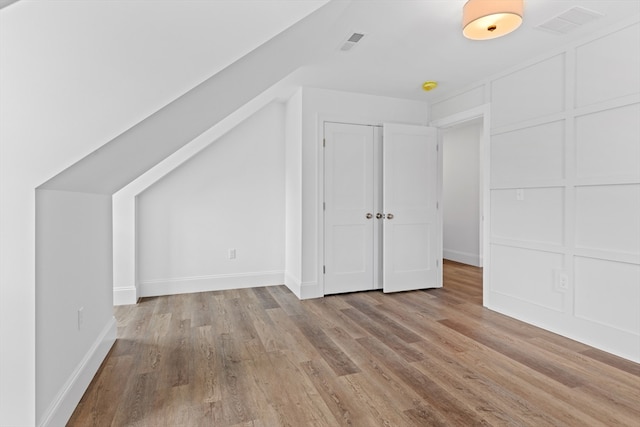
[[431, 105, 490, 305], [442, 118, 482, 267]]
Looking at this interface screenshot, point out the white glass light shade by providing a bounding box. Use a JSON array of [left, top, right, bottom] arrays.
[[463, 0, 523, 40]]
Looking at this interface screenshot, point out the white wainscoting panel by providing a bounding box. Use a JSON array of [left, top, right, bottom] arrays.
[[576, 103, 640, 180], [576, 23, 640, 107], [416, 18, 640, 362], [574, 256, 640, 334], [491, 55, 565, 128], [491, 188, 564, 246], [575, 184, 640, 255], [490, 245, 564, 312], [491, 121, 565, 186]]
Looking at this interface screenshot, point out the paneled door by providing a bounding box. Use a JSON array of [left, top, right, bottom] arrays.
[[323, 121, 441, 295], [383, 123, 441, 292], [323, 122, 381, 294]]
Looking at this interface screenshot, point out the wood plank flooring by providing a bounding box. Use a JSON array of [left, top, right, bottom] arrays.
[[68, 260, 640, 426]]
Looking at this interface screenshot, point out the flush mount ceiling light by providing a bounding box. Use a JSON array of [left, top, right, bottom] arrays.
[[463, 0, 524, 40]]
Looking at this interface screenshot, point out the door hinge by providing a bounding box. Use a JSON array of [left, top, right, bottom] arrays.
[[436, 144, 439, 152], [323, 202, 326, 211], [436, 259, 440, 267], [436, 201, 439, 210], [323, 138, 326, 148], [323, 265, 326, 274]]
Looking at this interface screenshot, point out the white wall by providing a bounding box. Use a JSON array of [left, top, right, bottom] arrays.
[[0, 4, 120, 423], [1, 2, 350, 422], [112, 82, 296, 306], [35, 190, 116, 426], [431, 20, 640, 362], [285, 87, 429, 298], [137, 102, 286, 296], [442, 119, 482, 266]]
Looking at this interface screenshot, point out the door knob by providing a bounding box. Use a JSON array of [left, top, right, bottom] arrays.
[[386, 213, 394, 219], [366, 213, 373, 219], [376, 213, 385, 219]]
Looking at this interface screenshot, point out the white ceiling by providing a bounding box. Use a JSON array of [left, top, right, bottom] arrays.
[[2, 0, 638, 156], [290, 0, 640, 101]]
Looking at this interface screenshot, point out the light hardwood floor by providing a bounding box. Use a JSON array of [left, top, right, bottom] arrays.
[[68, 260, 640, 426]]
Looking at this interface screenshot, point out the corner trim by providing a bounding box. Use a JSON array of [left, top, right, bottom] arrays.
[[38, 317, 117, 427], [299, 281, 323, 300], [284, 271, 302, 297], [113, 285, 137, 306]]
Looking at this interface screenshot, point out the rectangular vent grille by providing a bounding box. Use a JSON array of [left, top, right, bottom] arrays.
[[340, 32, 365, 51], [347, 33, 364, 43], [535, 6, 604, 35]]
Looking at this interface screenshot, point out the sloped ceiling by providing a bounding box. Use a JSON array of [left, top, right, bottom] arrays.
[[0, 0, 18, 9], [2, 0, 328, 144], [1, 0, 330, 192]]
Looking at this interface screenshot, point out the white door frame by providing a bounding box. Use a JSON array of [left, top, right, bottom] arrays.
[[430, 104, 491, 306]]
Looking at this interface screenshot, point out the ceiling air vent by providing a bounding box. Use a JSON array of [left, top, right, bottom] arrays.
[[340, 33, 365, 51], [535, 6, 603, 35]]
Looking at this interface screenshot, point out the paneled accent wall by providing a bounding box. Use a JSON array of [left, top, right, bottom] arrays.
[[431, 20, 640, 362]]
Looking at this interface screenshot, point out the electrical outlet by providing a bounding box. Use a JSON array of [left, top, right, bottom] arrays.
[[228, 248, 236, 260], [77, 307, 84, 330], [554, 270, 569, 292], [516, 189, 525, 201]]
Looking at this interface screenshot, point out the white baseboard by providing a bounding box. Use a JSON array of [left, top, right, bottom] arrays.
[[39, 317, 117, 427], [444, 248, 482, 267], [113, 285, 137, 306], [139, 271, 284, 297], [487, 294, 640, 363]]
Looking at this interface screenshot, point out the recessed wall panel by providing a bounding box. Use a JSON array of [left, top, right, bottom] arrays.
[[491, 188, 564, 246], [574, 257, 640, 334], [333, 225, 366, 274], [576, 103, 640, 179], [576, 23, 640, 107], [491, 55, 564, 128], [490, 245, 564, 311], [491, 121, 565, 185], [575, 184, 640, 255], [332, 133, 369, 209], [391, 136, 432, 207], [393, 224, 431, 272]]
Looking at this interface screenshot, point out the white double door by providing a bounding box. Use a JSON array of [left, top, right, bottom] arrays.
[[323, 122, 442, 295]]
